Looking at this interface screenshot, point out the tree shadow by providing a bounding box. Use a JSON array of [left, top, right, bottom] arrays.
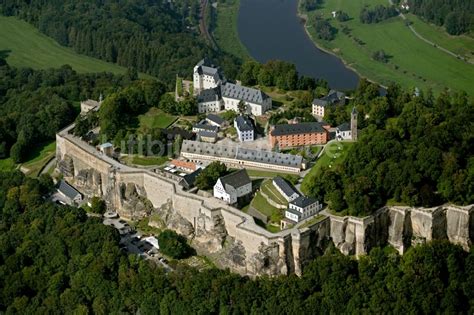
[[0, 49, 11, 59]]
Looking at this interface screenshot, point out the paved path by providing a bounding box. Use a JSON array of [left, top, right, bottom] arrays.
[[388, 0, 472, 64], [199, 0, 217, 48], [39, 157, 56, 175]]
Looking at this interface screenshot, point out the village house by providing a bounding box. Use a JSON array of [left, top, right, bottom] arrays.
[[234, 115, 255, 142], [197, 87, 221, 113], [192, 123, 219, 134], [284, 196, 322, 223], [57, 180, 83, 205], [205, 114, 226, 128], [170, 159, 198, 172], [312, 90, 345, 119], [272, 176, 300, 202], [197, 130, 218, 143], [269, 122, 329, 149], [213, 169, 252, 204]]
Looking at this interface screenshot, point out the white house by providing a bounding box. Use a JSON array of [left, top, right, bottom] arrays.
[[312, 90, 345, 119], [213, 169, 252, 204], [285, 196, 322, 223], [193, 58, 225, 95], [192, 123, 219, 134], [221, 83, 272, 116], [234, 115, 255, 142], [206, 114, 226, 128], [197, 87, 222, 113], [335, 123, 352, 140], [272, 176, 300, 202], [57, 180, 83, 205]]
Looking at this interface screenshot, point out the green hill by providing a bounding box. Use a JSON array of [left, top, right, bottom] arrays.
[[302, 0, 474, 95], [0, 15, 128, 74]]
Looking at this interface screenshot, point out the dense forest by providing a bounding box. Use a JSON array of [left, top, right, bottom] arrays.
[[360, 4, 399, 24], [0, 58, 133, 163], [303, 80, 474, 216], [1, 171, 473, 313], [0, 0, 240, 84], [408, 0, 474, 35]]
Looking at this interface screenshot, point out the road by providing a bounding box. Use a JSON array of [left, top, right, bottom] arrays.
[[199, 0, 217, 48], [388, 0, 472, 64]]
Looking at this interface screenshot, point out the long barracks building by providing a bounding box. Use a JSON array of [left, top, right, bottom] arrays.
[[180, 140, 304, 174]]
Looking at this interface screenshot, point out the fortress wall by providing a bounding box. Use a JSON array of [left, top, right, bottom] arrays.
[[57, 127, 474, 276], [446, 205, 473, 250]]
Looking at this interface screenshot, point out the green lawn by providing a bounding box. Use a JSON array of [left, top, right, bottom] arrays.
[[303, 0, 474, 95], [21, 141, 56, 177], [245, 169, 299, 178], [405, 13, 474, 63], [122, 155, 169, 167], [213, 0, 252, 61], [0, 16, 127, 74], [250, 192, 284, 224], [260, 180, 288, 205], [138, 107, 178, 131], [301, 141, 353, 195], [299, 214, 326, 229], [0, 158, 15, 172]]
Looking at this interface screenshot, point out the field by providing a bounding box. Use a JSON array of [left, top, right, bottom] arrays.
[[0, 141, 56, 176], [121, 155, 169, 167], [260, 180, 288, 205], [212, 0, 252, 61], [250, 192, 284, 224], [301, 141, 353, 194], [21, 141, 57, 177], [303, 0, 474, 95], [138, 108, 178, 131], [0, 16, 130, 74], [405, 14, 474, 63]]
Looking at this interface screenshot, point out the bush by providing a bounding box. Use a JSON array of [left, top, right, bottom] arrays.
[[372, 50, 389, 63], [313, 17, 337, 41], [90, 196, 107, 214], [158, 230, 193, 259]]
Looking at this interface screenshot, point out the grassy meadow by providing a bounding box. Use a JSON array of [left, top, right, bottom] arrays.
[[0, 16, 130, 74], [303, 0, 474, 95], [212, 0, 252, 61]]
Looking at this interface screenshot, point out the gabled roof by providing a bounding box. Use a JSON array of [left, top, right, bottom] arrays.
[[58, 180, 81, 200], [195, 58, 225, 82], [336, 122, 351, 132], [197, 130, 218, 139], [180, 168, 202, 189], [235, 115, 254, 132], [273, 176, 300, 199], [197, 87, 221, 103], [219, 169, 251, 190], [271, 122, 326, 136], [181, 141, 303, 168], [206, 114, 225, 126], [221, 83, 269, 105], [286, 208, 303, 220], [312, 90, 345, 107], [193, 124, 219, 133], [290, 196, 317, 208]]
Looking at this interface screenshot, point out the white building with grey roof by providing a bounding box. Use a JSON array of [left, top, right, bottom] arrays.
[[197, 87, 222, 113], [193, 58, 225, 95], [312, 89, 345, 119], [234, 115, 255, 142], [285, 196, 322, 223], [180, 140, 304, 173], [213, 169, 252, 204], [221, 83, 272, 116], [272, 176, 300, 202]]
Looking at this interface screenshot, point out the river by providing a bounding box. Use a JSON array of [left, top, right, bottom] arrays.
[[237, 0, 359, 91]]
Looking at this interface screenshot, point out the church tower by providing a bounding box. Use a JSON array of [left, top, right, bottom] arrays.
[[351, 107, 358, 141]]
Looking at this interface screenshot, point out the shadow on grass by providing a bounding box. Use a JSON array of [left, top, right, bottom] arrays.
[[0, 49, 11, 59]]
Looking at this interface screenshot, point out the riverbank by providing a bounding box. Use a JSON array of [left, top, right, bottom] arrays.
[[298, 0, 474, 95], [212, 0, 252, 61]]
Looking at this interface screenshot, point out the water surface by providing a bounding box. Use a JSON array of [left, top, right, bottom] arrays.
[[238, 0, 359, 91]]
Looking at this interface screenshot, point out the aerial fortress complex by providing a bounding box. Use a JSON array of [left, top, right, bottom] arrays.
[[56, 124, 473, 276]]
